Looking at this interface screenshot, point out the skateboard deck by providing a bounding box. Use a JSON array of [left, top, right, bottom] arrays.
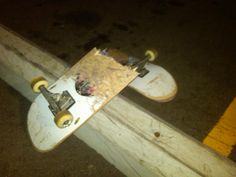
[[27, 48, 177, 152], [105, 48, 177, 101], [128, 63, 177, 101], [28, 48, 138, 151]]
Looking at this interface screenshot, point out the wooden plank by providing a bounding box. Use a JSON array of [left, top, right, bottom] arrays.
[[0, 25, 236, 177]]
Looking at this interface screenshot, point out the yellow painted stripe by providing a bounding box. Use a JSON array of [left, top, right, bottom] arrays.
[[203, 97, 236, 156]]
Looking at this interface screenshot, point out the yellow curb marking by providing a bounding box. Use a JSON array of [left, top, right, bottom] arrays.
[[203, 97, 236, 156]]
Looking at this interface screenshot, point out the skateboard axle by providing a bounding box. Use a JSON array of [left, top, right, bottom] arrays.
[[39, 86, 75, 116], [127, 56, 150, 77]]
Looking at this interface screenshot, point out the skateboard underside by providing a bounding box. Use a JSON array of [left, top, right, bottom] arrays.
[[28, 48, 138, 151], [129, 63, 177, 101], [27, 48, 177, 151]]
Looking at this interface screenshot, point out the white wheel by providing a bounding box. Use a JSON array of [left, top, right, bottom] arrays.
[[31, 77, 48, 93], [145, 49, 158, 61], [54, 110, 73, 128]]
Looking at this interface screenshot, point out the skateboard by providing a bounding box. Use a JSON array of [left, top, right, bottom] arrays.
[[27, 48, 177, 152]]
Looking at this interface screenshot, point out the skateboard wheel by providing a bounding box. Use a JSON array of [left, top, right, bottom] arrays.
[[55, 110, 73, 128], [31, 77, 48, 93], [145, 49, 158, 61]]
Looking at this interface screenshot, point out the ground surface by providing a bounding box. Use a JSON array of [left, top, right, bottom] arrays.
[[0, 0, 235, 176]]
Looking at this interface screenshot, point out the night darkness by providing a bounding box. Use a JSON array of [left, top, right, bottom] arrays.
[[0, 0, 235, 176]]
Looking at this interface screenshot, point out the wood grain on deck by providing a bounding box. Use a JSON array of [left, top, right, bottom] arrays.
[[67, 48, 138, 99]]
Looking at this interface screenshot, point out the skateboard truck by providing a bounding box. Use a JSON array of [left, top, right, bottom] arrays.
[[128, 49, 158, 77], [31, 77, 75, 128], [102, 49, 158, 78]]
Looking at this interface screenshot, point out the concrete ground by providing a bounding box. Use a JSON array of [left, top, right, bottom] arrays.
[[0, 0, 235, 176]]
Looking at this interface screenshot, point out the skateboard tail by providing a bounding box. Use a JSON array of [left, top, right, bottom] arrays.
[[129, 63, 177, 101]]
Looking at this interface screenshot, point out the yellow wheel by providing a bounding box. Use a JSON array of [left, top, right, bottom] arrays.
[[145, 49, 158, 62], [31, 76, 48, 93], [54, 110, 73, 128]]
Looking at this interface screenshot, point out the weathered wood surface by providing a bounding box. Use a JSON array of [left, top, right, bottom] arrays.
[[69, 49, 138, 97], [0, 25, 236, 177]]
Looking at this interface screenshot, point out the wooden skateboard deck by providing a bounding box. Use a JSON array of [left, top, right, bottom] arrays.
[[28, 48, 138, 151]]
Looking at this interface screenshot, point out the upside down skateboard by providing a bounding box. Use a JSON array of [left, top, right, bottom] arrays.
[[27, 48, 177, 152]]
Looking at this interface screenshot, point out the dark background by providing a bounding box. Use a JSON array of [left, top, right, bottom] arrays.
[[0, 0, 235, 176]]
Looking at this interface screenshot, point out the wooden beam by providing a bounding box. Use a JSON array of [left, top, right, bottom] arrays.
[[0, 25, 235, 177]]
